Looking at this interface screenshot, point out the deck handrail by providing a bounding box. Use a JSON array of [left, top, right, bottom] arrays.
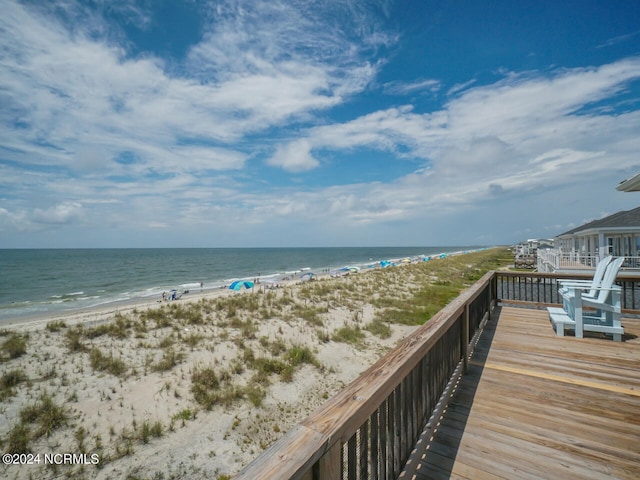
[[234, 270, 496, 480], [537, 250, 640, 272], [496, 270, 640, 312], [234, 269, 640, 479]]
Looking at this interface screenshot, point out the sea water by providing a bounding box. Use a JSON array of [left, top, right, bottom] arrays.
[[0, 247, 480, 321]]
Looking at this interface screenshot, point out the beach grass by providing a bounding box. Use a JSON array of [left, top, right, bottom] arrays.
[[2, 332, 28, 360], [0, 368, 28, 401]]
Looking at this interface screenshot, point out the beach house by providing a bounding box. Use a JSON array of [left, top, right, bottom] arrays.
[[537, 206, 640, 272]]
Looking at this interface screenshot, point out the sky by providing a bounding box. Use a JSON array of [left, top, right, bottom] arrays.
[[1, 0, 640, 248]]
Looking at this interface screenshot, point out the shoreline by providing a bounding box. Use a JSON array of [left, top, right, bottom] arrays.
[[1, 248, 485, 330], [0, 248, 505, 480]]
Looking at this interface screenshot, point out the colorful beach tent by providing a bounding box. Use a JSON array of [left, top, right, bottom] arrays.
[[340, 266, 360, 273], [229, 280, 255, 291]]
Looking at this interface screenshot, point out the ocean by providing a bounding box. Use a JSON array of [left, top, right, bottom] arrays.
[[0, 247, 480, 322]]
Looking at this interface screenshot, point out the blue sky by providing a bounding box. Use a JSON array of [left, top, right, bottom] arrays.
[[1, 0, 640, 248]]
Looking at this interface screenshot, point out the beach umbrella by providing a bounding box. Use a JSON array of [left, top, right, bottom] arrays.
[[340, 266, 360, 273], [229, 280, 255, 291], [301, 272, 316, 281]]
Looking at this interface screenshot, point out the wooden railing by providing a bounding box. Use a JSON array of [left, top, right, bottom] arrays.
[[536, 249, 602, 271], [234, 269, 639, 480], [234, 271, 496, 480], [496, 271, 640, 313], [537, 250, 640, 272]]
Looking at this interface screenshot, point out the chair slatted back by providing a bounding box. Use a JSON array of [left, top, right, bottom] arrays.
[[596, 257, 625, 303], [586, 255, 613, 297]]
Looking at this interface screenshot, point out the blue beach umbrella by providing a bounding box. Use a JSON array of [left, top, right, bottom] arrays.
[[340, 266, 360, 273], [229, 280, 255, 291]]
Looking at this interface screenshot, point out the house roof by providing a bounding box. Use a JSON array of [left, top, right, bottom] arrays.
[[617, 172, 640, 192], [558, 206, 640, 236]]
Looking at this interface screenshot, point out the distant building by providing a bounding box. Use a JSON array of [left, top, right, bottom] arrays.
[[538, 206, 640, 273], [513, 238, 553, 269]]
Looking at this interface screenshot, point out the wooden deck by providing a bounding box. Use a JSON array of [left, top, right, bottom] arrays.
[[400, 306, 640, 480]]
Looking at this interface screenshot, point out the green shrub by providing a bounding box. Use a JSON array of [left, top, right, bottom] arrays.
[[184, 333, 204, 349], [65, 326, 87, 352], [6, 422, 31, 454], [172, 408, 196, 426], [365, 319, 392, 339], [191, 367, 220, 410], [286, 345, 319, 367], [141, 307, 172, 328], [139, 419, 163, 444], [291, 304, 324, 326], [89, 348, 127, 377], [85, 314, 131, 339], [19, 392, 68, 438], [245, 383, 266, 407], [2, 333, 27, 359], [332, 326, 365, 345], [0, 368, 27, 401], [153, 348, 184, 372], [45, 320, 66, 332], [252, 357, 287, 376]]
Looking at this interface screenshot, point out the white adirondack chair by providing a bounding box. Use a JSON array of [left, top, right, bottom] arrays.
[[557, 255, 612, 313], [548, 257, 625, 341], [557, 255, 612, 298]]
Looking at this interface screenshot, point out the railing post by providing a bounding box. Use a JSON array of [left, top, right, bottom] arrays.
[[316, 443, 342, 480], [301, 443, 341, 480]]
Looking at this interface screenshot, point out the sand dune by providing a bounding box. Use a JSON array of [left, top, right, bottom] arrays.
[[0, 248, 505, 479]]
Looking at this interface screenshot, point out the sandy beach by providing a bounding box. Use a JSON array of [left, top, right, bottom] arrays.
[[0, 248, 508, 479]]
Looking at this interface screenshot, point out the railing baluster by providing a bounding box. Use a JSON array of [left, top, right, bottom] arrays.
[[379, 399, 388, 480], [358, 422, 368, 480], [393, 385, 401, 478], [370, 408, 378, 480]]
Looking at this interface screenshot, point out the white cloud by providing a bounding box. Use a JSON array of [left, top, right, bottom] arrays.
[[383, 79, 441, 95], [0, 0, 383, 181], [32, 202, 84, 225], [2, 0, 640, 247], [266, 140, 319, 172], [262, 58, 640, 226], [447, 79, 477, 96]]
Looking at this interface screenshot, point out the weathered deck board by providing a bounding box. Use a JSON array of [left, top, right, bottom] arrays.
[[401, 306, 640, 480]]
